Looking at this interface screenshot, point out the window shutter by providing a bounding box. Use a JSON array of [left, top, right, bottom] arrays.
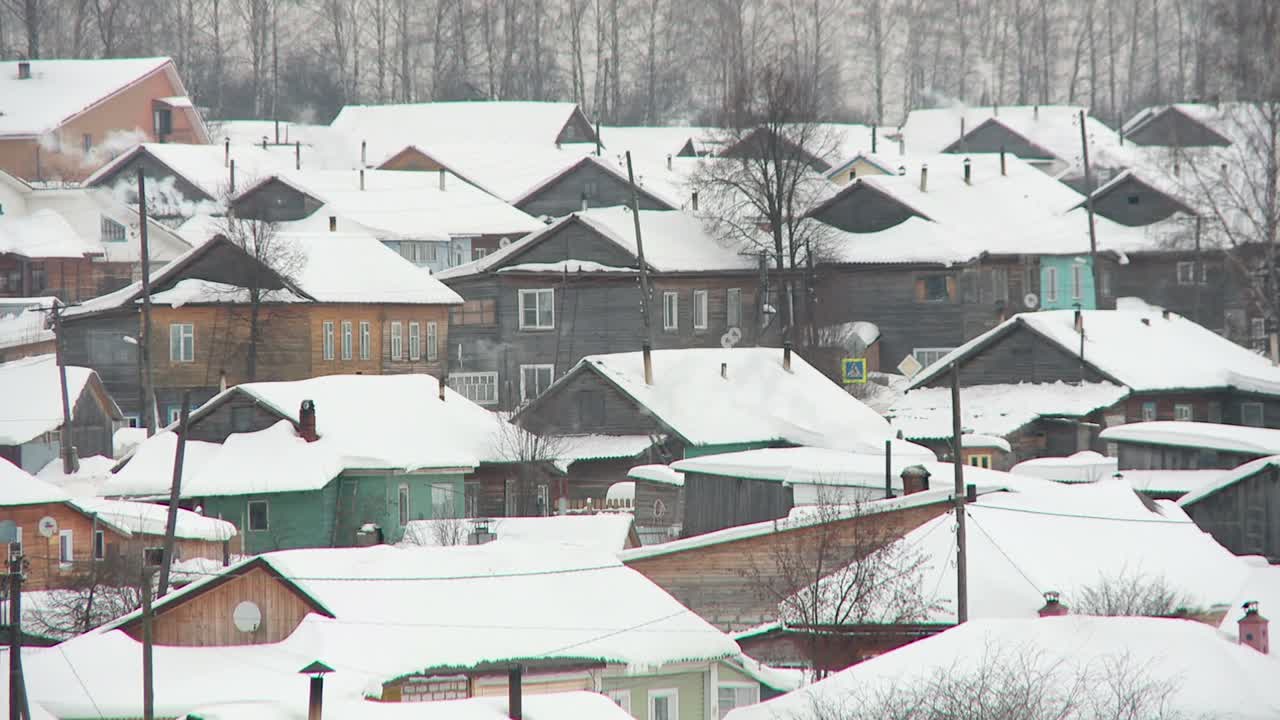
[[914, 279, 927, 302], [946, 276, 958, 302]]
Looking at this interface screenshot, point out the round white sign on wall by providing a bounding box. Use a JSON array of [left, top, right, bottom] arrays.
[[37, 516, 57, 538], [232, 601, 263, 633]]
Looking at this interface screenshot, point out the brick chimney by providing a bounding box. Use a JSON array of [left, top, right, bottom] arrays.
[[1239, 601, 1270, 654], [17, 61, 30, 80], [783, 341, 792, 371], [1038, 591, 1069, 617], [299, 400, 318, 442], [900, 464, 931, 494]]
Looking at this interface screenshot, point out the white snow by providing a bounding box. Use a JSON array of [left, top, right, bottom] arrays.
[[177, 420, 347, 497], [183, 692, 639, 720], [1217, 560, 1280, 642], [101, 430, 223, 498], [0, 457, 71, 505], [1119, 468, 1229, 496], [1178, 455, 1280, 507], [0, 298, 54, 351], [887, 381, 1127, 441], [553, 434, 657, 472], [723, 616, 1280, 720], [70, 497, 237, 541], [401, 515, 636, 552], [147, 278, 306, 307], [1101, 421, 1280, 456], [0, 354, 102, 446], [497, 260, 638, 274], [670, 445, 937, 492], [626, 464, 685, 487], [1010, 451, 1119, 484], [0, 57, 173, 137], [0, 208, 100, 258], [35, 453, 118, 497]]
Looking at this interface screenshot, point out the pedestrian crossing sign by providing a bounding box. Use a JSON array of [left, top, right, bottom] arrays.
[[841, 357, 867, 384]]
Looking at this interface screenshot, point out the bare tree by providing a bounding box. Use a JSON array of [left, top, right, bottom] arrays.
[[1072, 568, 1193, 617], [493, 417, 566, 517], [27, 560, 145, 638]]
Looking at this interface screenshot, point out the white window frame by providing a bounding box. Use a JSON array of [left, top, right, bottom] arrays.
[[448, 372, 498, 405], [649, 688, 679, 720], [11, 527, 20, 553], [359, 321, 371, 360], [1141, 402, 1158, 421], [1044, 266, 1059, 303], [169, 323, 194, 363], [390, 321, 403, 360], [322, 321, 335, 361], [1243, 402, 1265, 427], [1177, 261, 1195, 286], [341, 320, 353, 360], [247, 500, 269, 532], [717, 683, 760, 718], [1071, 264, 1084, 301], [693, 289, 709, 330], [93, 529, 105, 560], [398, 483, 410, 526], [606, 689, 631, 714], [427, 321, 439, 361], [726, 287, 742, 328], [1174, 403, 1194, 422], [431, 483, 454, 519], [912, 347, 955, 368], [167, 406, 183, 425], [663, 291, 679, 331], [519, 364, 554, 403], [409, 322, 422, 361], [58, 529, 73, 566], [518, 289, 555, 330]]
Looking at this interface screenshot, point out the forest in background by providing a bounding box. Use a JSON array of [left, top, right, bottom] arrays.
[[0, 0, 1275, 130]]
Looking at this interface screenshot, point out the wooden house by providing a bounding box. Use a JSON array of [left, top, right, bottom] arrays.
[[0, 298, 56, 362], [437, 207, 772, 410], [0, 354, 123, 472], [908, 309, 1280, 433], [1076, 169, 1197, 227], [0, 458, 234, 591], [0, 57, 208, 183], [1179, 456, 1280, 561], [1099, 421, 1280, 471], [60, 230, 461, 423], [1121, 104, 1236, 148]]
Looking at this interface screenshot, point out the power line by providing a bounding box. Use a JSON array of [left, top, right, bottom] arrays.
[[972, 503, 1195, 525], [964, 510, 1043, 597], [167, 561, 626, 582], [56, 644, 105, 720]]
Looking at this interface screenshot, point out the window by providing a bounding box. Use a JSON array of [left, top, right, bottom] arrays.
[[341, 321, 353, 360], [1208, 401, 1223, 423], [1174, 403, 1194, 421], [606, 690, 632, 714], [693, 290, 709, 329], [1243, 402, 1265, 427], [82, 133, 93, 154], [1177, 261, 1195, 285], [649, 689, 679, 720], [93, 530, 105, 560], [409, 322, 422, 361], [916, 275, 951, 303], [473, 247, 490, 260], [1071, 264, 1084, 301], [11, 527, 19, 552], [451, 299, 496, 326], [583, 180, 598, 198], [1141, 402, 1157, 421], [520, 364, 554, 402], [579, 390, 605, 426], [518, 289, 555, 329], [390, 321, 403, 360], [247, 500, 269, 531], [663, 291, 679, 331], [431, 483, 454, 518], [912, 347, 955, 368], [1126, 194, 1140, 205], [448, 372, 499, 405], [124, 415, 140, 428], [398, 484, 410, 526], [968, 454, 992, 468], [1099, 268, 1112, 298], [360, 321, 371, 360], [58, 529, 73, 565], [169, 323, 194, 362], [718, 684, 759, 717], [153, 107, 173, 135], [427, 322, 438, 361], [1252, 318, 1267, 339], [1044, 266, 1059, 303], [167, 406, 183, 425], [100, 217, 126, 243], [143, 547, 164, 567], [727, 288, 742, 328], [323, 321, 335, 361]]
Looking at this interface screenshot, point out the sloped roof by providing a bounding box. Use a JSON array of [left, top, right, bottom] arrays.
[[0, 208, 101, 259], [83, 142, 331, 202], [669, 443, 937, 490], [0, 354, 113, 446], [887, 381, 1129, 440], [1178, 454, 1280, 507], [0, 457, 72, 506], [70, 497, 237, 541], [909, 309, 1280, 394], [0, 57, 173, 137], [1101, 421, 1280, 456], [402, 515, 638, 552], [184, 692, 639, 720], [0, 298, 55, 351]]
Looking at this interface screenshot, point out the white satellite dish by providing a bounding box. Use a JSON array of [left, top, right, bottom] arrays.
[[1023, 292, 1040, 309], [232, 600, 262, 633], [37, 516, 57, 538], [720, 326, 742, 349], [498, 237, 512, 247]]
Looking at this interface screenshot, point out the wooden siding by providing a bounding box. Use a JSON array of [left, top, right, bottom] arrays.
[[681, 473, 794, 538], [61, 311, 144, 419], [1090, 175, 1188, 227], [634, 479, 684, 542], [810, 183, 920, 233], [124, 564, 317, 646], [517, 162, 674, 218], [1185, 465, 1280, 561], [1110, 253, 1229, 332], [185, 391, 290, 443], [85, 150, 215, 211], [68, 377, 118, 460], [232, 177, 324, 222], [518, 368, 656, 436], [917, 323, 1107, 388], [498, 219, 638, 268], [943, 119, 1056, 160], [202, 483, 340, 554], [1125, 109, 1231, 147]]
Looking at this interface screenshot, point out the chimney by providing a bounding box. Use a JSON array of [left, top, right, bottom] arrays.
[[1074, 308, 1084, 334], [438, 376, 446, 401], [468, 518, 497, 545], [328, 216, 337, 233], [307, 675, 324, 720], [691, 191, 699, 211], [439, 169, 446, 191], [1000, 147, 1007, 176], [919, 164, 928, 193], [783, 341, 792, 371], [1239, 601, 1270, 654], [359, 169, 365, 191], [1162, 309, 1171, 320], [898, 135, 905, 156], [361, 140, 367, 166], [720, 362, 727, 379], [224, 138, 230, 168], [963, 158, 972, 185], [900, 464, 931, 494], [262, 137, 268, 150], [642, 343, 654, 385], [17, 61, 30, 80], [666, 154, 673, 171], [1033, 104, 1040, 120], [959, 117, 966, 149], [295, 140, 301, 170], [1038, 591, 1069, 617], [871, 125, 878, 154], [508, 665, 523, 720], [229, 159, 236, 194], [299, 400, 318, 442]]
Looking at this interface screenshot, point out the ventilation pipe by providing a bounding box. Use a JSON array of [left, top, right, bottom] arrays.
[[295, 141, 301, 170], [229, 159, 236, 194], [328, 216, 337, 232], [871, 125, 877, 154], [359, 169, 365, 191], [919, 164, 929, 193], [642, 343, 654, 385], [1000, 147, 1007, 176], [691, 191, 699, 211], [508, 665, 523, 720], [17, 61, 30, 80], [438, 376, 447, 401], [963, 158, 972, 185], [1074, 308, 1084, 334], [783, 341, 792, 371], [1033, 104, 1040, 120], [361, 140, 367, 166], [666, 154, 673, 171], [224, 138, 230, 168], [720, 362, 727, 379], [439, 169, 446, 191], [299, 400, 318, 442]]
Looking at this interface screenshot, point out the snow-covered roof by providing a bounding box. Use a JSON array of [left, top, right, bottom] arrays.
[[910, 309, 1280, 393], [0, 458, 72, 506], [1009, 451, 1119, 484], [554, 434, 657, 472], [1217, 560, 1280, 642], [0, 354, 109, 446], [0, 57, 173, 138], [723, 616, 1280, 720], [183, 692, 639, 720], [70, 497, 237, 541], [555, 347, 895, 452], [208, 119, 362, 168], [599, 125, 714, 160], [1101, 421, 1280, 456], [177, 420, 348, 497], [34, 454, 117, 498], [0, 208, 101, 258], [102, 430, 222, 498], [1119, 468, 1228, 496], [0, 298, 54, 351], [670, 444, 937, 490], [627, 464, 684, 487], [1178, 455, 1280, 507], [888, 381, 1127, 440], [401, 515, 637, 552]]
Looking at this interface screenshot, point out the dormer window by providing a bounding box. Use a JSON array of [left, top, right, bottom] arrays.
[[100, 217, 127, 243]]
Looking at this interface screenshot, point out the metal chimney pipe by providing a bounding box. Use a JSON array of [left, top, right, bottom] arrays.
[[17, 61, 30, 80], [642, 343, 654, 385], [920, 164, 928, 192], [224, 138, 230, 168], [691, 191, 699, 211], [581, 193, 589, 212], [666, 154, 673, 171], [359, 169, 365, 191], [361, 140, 367, 166], [307, 676, 324, 720], [783, 341, 792, 371], [963, 158, 972, 185], [328, 216, 337, 233], [295, 141, 301, 170], [508, 665, 523, 720], [438, 169, 446, 191], [871, 125, 877, 154], [229, 159, 236, 194], [720, 362, 727, 379], [438, 376, 446, 401], [1000, 147, 1007, 176]]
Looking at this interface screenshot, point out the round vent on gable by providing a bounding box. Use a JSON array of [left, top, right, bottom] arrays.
[[1023, 292, 1040, 309], [498, 237, 513, 248], [37, 516, 57, 538], [233, 600, 263, 633]]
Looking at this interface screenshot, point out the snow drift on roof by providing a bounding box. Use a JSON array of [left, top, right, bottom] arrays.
[[1009, 451, 1119, 484], [576, 206, 758, 271], [0, 299, 54, 351], [1101, 421, 1280, 456], [0, 354, 100, 446], [1119, 468, 1228, 496], [0, 458, 71, 506], [0, 57, 172, 137], [401, 515, 636, 552], [70, 497, 237, 541], [101, 430, 222, 498], [1178, 454, 1280, 507], [184, 691, 639, 720], [553, 434, 656, 472], [888, 381, 1127, 440], [670, 444, 937, 490], [0, 209, 100, 259]]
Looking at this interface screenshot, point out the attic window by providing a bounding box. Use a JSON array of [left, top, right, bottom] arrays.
[[100, 217, 127, 243], [1126, 194, 1140, 205]]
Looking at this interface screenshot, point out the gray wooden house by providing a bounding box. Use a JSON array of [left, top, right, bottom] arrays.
[[1179, 456, 1280, 561], [1075, 169, 1198, 227], [1121, 104, 1234, 147], [0, 354, 123, 472]]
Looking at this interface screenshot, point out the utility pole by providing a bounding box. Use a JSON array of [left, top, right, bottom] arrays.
[[950, 362, 969, 624], [625, 152, 655, 349], [1078, 109, 1101, 304], [141, 567, 155, 720], [8, 542, 26, 720], [51, 302, 78, 475], [156, 391, 191, 597], [136, 169, 158, 436]]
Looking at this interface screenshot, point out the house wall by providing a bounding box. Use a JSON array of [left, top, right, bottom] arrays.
[[1184, 465, 1280, 561], [308, 303, 451, 378], [85, 150, 217, 213], [681, 473, 794, 538], [232, 178, 324, 222], [334, 471, 466, 545], [634, 479, 684, 544], [378, 147, 448, 172], [201, 484, 339, 554], [1125, 111, 1231, 148], [61, 311, 143, 421], [943, 122, 1054, 160], [1111, 252, 1229, 332], [1114, 442, 1259, 471], [736, 626, 946, 672], [601, 666, 707, 720], [810, 184, 919, 233], [917, 323, 1107, 388], [517, 369, 655, 436], [69, 378, 119, 461], [185, 391, 291, 442], [1091, 177, 1187, 227], [517, 162, 673, 218], [624, 499, 950, 630], [1039, 256, 1096, 310], [122, 563, 317, 646], [0, 256, 103, 303], [1118, 390, 1280, 428]]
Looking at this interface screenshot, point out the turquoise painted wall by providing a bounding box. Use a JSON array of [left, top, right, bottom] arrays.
[[1040, 256, 1096, 310], [204, 482, 339, 554], [683, 441, 780, 459]]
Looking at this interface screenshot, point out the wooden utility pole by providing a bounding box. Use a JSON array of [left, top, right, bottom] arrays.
[[156, 391, 191, 597], [141, 568, 154, 720], [625, 152, 655, 349], [51, 302, 78, 475], [137, 169, 158, 436], [950, 362, 969, 623], [8, 545, 27, 720], [1078, 110, 1101, 302]]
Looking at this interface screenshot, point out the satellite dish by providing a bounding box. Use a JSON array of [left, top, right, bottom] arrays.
[[720, 326, 742, 349], [1023, 292, 1040, 309], [498, 237, 512, 248], [232, 601, 263, 633], [37, 516, 57, 538]]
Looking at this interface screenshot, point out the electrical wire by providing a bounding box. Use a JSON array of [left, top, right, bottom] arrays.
[[971, 502, 1194, 525], [964, 509, 1043, 596], [56, 643, 106, 720]]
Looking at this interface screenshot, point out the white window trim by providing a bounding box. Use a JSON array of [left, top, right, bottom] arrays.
[[359, 321, 371, 360], [1044, 266, 1059, 303], [693, 289, 709, 329], [1177, 261, 1195, 286], [1141, 402, 1158, 421], [663, 291, 679, 331], [398, 483, 410, 526], [1251, 317, 1267, 339], [717, 682, 760, 718], [649, 688, 679, 720], [58, 529, 73, 566], [727, 287, 742, 328], [427, 321, 439, 362], [520, 364, 554, 403], [93, 529, 105, 560], [912, 347, 956, 368], [448, 372, 499, 406], [409, 322, 422, 361], [1071, 264, 1084, 301], [341, 320, 353, 360], [1243, 402, 1265, 427], [390, 321, 403, 361], [169, 323, 194, 363], [606, 689, 632, 714], [247, 500, 269, 532], [518, 289, 555, 330], [322, 321, 335, 361], [1174, 404, 1194, 421]]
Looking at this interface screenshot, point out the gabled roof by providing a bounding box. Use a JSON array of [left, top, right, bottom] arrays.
[[402, 514, 639, 552], [669, 444, 937, 491], [0, 57, 177, 138], [515, 154, 679, 210], [1121, 103, 1238, 145], [1100, 421, 1280, 456], [0, 354, 119, 446], [83, 142, 309, 202], [0, 457, 72, 505], [909, 309, 1280, 394], [902, 105, 1134, 170], [888, 381, 1128, 440], [1077, 167, 1197, 216], [0, 297, 55, 351], [0, 208, 102, 259], [1179, 454, 1280, 507]]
